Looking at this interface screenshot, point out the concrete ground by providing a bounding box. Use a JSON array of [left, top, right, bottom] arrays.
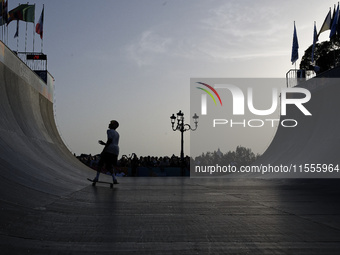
[[2, 177, 340, 254]]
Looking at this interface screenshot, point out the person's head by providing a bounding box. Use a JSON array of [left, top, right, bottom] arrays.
[[109, 120, 119, 130]]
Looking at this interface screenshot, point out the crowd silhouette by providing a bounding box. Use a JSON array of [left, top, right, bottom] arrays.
[[77, 146, 258, 177], [77, 153, 190, 176]]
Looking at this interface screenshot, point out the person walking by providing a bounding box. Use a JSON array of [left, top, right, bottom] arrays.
[[93, 120, 120, 184]]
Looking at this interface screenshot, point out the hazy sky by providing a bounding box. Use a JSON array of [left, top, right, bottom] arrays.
[[4, 0, 336, 157]]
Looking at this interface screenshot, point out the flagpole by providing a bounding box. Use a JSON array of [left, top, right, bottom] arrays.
[[41, 4, 44, 53], [33, 22, 35, 52], [294, 21, 296, 79], [25, 21, 28, 53], [33, 4, 35, 53], [1, 2, 3, 42], [25, 2, 30, 53], [1, 0, 4, 42], [15, 3, 19, 52], [4, 0, 6, 45], [1, 0, 4, 41], [291, 21, 299, 83], [17, 23, 19, 52]]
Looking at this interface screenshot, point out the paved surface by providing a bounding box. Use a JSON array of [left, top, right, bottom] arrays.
[[2, 177, 340, 254], [1, 40, 340, 254]]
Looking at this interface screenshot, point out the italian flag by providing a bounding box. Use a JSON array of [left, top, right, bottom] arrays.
[[36, 6, 43, 39]]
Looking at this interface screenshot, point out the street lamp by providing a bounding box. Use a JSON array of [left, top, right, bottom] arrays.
[[170, 110, 199, 175]]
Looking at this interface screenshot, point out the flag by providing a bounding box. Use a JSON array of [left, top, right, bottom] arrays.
[[0, 0, 3, 17], [14, 20, 19, 38], [0, 0, 3, 16], [0, 0, 7, 26], [291, 22, 299, 65], [331, 4, 336, 26], [318, 9, 331, 36], [330, 3, 339, 38], [36, 6, 43, 39], [8, 5, 26, 24], [311, 22, 318, 63], [3, 0, 7, 23], [7, 4, 35, 24], [22, 5, 34, 23]]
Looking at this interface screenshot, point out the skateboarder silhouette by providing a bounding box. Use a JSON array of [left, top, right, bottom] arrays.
[[93, 120, 120, 184]]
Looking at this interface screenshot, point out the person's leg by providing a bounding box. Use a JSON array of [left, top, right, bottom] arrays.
[[111, 154, 119, 184], [94, 170, 100, 182], [103, 153, 118, 183], [94, 153, 106, 181]]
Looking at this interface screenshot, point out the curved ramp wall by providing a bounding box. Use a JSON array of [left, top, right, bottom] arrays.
[[0, 41, 91, 209], [255, 67, 340, 177]]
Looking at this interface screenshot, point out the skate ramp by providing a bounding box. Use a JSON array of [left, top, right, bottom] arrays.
[[254, 67, 340, 177], [0, 41, 92, 209]]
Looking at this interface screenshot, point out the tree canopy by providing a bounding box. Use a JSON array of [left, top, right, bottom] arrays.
[[300, 37, 340, 73], [192, 146, 260, 167]]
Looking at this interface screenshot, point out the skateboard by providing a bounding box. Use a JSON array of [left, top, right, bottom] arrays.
[[87, 178, 114, 189]]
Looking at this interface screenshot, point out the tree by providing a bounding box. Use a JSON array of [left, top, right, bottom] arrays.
[[300, 36, 340, 73], [193, 146, 260, 167], [234, 146, 258, 166]]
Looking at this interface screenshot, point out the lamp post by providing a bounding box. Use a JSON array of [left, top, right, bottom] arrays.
[[170, 110, 199, 175]]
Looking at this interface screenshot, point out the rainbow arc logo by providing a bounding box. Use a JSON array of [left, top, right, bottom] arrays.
[[196, 82, 222, 106], [196, 82, 222, 115]]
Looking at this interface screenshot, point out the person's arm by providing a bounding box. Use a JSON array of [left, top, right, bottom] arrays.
[[98, 138, 113, 149]]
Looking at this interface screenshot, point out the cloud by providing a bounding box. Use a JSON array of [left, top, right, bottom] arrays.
[[202, 1, 282, 35], [125, 1, 291, 67], [197, 1, 290, 60], [125, 30, 173, 66]]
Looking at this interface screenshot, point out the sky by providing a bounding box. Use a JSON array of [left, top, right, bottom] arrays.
[[3, 0, 337, 158]]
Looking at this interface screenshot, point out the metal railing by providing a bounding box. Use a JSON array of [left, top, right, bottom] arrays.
[[15, 52, 47, 71], [286, 69, 316, 87]]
